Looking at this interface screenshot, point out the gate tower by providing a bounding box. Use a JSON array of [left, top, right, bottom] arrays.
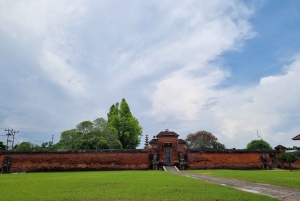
[[149, 129, 187, 166]]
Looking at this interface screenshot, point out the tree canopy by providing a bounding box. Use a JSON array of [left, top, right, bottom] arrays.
[[107, 98, 142, 149], [185, 130, 226, 149], [58, 118, 122, 149], [286, 146, 300, 151], [14, 142, 38, 151], [278, 152, 299, 171], [246, 139, 272, 150], [0, 141, 5, 150]]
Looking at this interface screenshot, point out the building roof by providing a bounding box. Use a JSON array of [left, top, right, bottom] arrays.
[[292, 134, 300, 140], [178, 139, 187, 144], [149, 139, 158, 144], [156, 129, 179, 137], [274, 145, 286, 150]]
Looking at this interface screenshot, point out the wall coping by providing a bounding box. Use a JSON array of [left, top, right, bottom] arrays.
[[188, 149, 279, 153], [0, 149, 280, 154], [0, 149, 149, 154]]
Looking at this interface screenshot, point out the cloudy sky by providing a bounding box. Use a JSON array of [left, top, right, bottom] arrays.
[[1, 0, 300, 149]]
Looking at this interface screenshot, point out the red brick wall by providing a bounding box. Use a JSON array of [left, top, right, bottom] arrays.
[[2, 150, 299, 173], [188, 152, 279, 169], [0, 150, 149, 173]]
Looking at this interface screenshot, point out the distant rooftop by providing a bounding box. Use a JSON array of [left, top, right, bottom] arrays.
[[292, 134, 300, 140], [156, 129, 179, 137]]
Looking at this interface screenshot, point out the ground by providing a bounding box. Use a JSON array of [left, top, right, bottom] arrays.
[[0, 170, 278, 201]]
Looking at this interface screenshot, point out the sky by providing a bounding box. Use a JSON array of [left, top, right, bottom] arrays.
[[1, 0, 300, 149]]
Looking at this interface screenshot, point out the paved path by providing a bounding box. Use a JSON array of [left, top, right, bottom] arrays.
[[163, 166, 300, 201]]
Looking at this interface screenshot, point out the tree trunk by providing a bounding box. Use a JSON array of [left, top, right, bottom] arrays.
[[289, 162, 292, 171]]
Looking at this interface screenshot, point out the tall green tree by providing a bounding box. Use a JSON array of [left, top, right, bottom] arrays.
[[107, 98, 142, 149], [246, 139, 272, 150], [185, 131, 226, 149], [59, 118, 122, 149]]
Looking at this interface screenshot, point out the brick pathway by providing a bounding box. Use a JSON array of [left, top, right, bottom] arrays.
[[163, 166, 300, 201]]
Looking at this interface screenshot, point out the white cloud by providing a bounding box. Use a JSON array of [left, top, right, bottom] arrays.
[[112, 1, 254, 85], [40, 41, 87, 96], [0, 0, 87, 96], [152, 57, 300, 148], [149, 0, 254, 121]]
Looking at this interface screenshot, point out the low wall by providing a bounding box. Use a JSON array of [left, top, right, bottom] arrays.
[[279, 155, 300, 169], [188, 150, 279, 169], [1, 149, 299, 173], [0, 149, 149, 173]]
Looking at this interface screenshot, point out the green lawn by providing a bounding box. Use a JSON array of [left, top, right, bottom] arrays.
[[0, 171, 278, 201], [186, 169, 300, 189]]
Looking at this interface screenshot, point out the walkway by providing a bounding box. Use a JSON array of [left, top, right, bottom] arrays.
[[164, 166, 300, 201]]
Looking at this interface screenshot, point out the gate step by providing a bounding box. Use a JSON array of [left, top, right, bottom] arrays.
[[163, 166, 179, 172]]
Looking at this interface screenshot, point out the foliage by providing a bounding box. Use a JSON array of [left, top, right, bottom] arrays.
[[185, 130, 226, 149], [58, 118, 122, 149], [286, 146, 300, 150], [0, 171, 276, 201], [76, 121, 93, 134], [107, 98, 142, 149], [278, 152, 300, 171], [0, 141, 5, 150], [246, 139, 272, 150], [215, 142, 226, 149], [40, 141, 54, 150], [14, 142, 40, 151], [188, 170, 300, 189]]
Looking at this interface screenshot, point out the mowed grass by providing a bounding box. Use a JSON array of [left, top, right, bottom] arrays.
[[187, 170, 300, 189], [0, 171, 278, 201]]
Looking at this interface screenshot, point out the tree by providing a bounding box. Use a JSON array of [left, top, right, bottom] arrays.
[[215, 142, 226, 149], [107, 98, 142, 149], [0, 141, 5, 150], [14, 142, 39, 151], [278, 152, 299, 171], [76, 121, 94, 134], [246, 139, 272, 150], [286, 146, 300, 151], [185, 131, 226, 149], [59, 129, 82, 149], [40, 141, 54, 150], [58, 118, 122, 149]]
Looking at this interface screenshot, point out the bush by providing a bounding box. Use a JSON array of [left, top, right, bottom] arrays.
[[278, 152, 299, 171], [246, 139, 272, 150]]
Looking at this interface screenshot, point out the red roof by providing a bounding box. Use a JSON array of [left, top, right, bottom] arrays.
[[292, 134, 300, 140], [156, 130, 179, 137], [149, 139, 158, 144]]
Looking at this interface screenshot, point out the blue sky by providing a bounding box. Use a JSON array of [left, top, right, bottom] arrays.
[[1, 0, 300, 149], [225, 0, 300, 86]]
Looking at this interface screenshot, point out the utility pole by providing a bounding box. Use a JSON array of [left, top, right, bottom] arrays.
[[11, 130, 19, 149], [5, 129, 13, 150], [51, 135, 54, 146]]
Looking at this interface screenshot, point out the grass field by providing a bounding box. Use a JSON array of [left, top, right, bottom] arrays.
[[0, 170, 278, 201], [187, 169, 300, 189]]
